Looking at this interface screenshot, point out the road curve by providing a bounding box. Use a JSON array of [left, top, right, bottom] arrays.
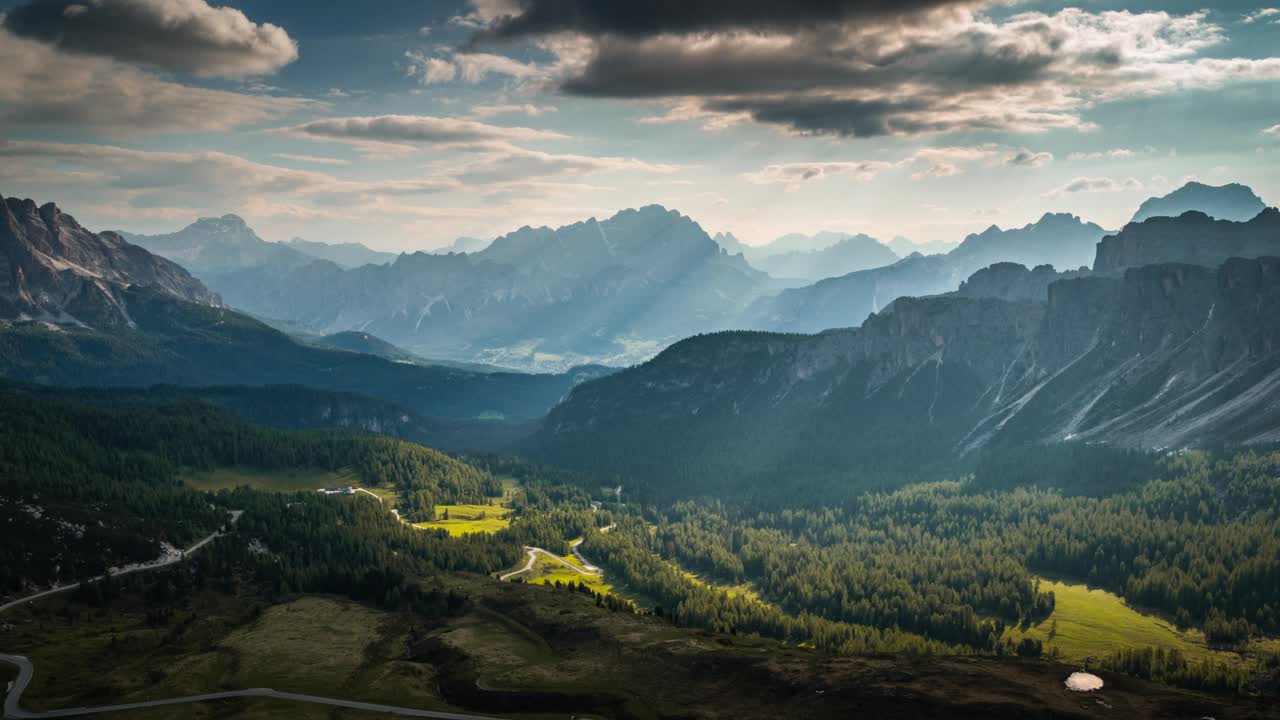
[[0, 510, 509, 720]]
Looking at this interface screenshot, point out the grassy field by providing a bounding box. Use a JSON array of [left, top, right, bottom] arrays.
[[526, 553, 612, 595], [1004, 577, 1272, 665], [415, 501, 511, 536], [181, 467, 363, 493]]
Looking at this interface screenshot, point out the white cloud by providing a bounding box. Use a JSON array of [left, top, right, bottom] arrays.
[[1264, 124, 1280, 136], [404, 51, 458, 84], [271, 114, 569, 158], [4, 0, 297, 77], [1068, 148, 1139, 161], [271, 153, 351, 166], [470, 103, 558, 118], [741, 161, 893, 187], [0, 27, 310, 135], [1242, 8, 1280, 24], [1043, 176, 1144, 197]]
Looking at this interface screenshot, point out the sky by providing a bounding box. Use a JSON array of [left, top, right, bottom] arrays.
[[0, 0, 1278, 251]]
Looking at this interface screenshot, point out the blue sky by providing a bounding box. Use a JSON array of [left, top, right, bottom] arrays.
[[0, 0, 1278, 250]]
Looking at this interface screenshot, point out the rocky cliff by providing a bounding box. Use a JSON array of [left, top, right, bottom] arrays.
[[0, 195, 218, 327], [1093, 209, 1280, 274]]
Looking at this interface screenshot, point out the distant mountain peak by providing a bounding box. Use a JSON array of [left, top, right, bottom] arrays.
[[1131, 181, 1265, 223]]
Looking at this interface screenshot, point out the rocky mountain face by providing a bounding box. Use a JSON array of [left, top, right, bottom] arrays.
[[283, 237, 397, 268], [533, 255, 1280, 495], [0, 195, 218, 327], [1131, 181, 1266, 223], [954, 263, 1088, 303], [743, 213, 1108, 333], [1094, 208, 1280, 274], [749, 234, 899, 282], [217, 205, 770, 371]]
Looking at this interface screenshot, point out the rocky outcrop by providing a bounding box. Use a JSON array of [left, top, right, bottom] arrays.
[[954, 263, 1088, 303], [0, 195, 218, 326], [1131, 181, 1266, 223], [1093, 209, 1280, 274]]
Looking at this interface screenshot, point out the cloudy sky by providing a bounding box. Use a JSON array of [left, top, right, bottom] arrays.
[[1, 0, 1278, 250]]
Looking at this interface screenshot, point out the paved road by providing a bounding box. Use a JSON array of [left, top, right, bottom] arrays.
[[500, 526, 615, 582], [0, 509, 510, 720]]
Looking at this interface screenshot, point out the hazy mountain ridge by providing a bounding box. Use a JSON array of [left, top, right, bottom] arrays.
[[743, 212, 1109, 334], [1131, 181, 1266, 223], [749, 233, 900, 282], [1, 195, 218, 327], [283, 237, 398, 268], [214, 205, 770, 371]]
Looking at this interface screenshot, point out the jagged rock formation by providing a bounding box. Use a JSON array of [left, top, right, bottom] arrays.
[[534, 256, 1280, 495], [1093, 208, 1280, 274], [0, 195, 218, 327], [1131, 181, 1266, 223]]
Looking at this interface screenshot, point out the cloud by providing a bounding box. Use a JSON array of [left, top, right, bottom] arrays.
[[271, 153, 351, 166], [272, 115, 569, 157], [1264, 124, 1280, 136], [0, 26, 310, 135], [405, 51, 458, 84], [1242, 8, 1280, 24], [470, 103, 557, 117], [1005, 148, 1053, 168], [404, 48, 546, 86], [1043, 176, 1143, 197], [741, 161, 893, 187], [479, 0, 984, 38], [1068, 148, 1139, 160], [441, 144, 681, 184], [501, 7, 1280, 138], [4, 0, 297, 77]]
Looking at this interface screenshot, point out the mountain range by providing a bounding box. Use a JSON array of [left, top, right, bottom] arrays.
[[188, 205, 772, 371], [532, 206, 1280, 496], [745, 212, 1108, 333], [0, 194, 607, 421]]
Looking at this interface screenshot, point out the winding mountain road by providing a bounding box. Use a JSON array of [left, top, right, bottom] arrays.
[[0, 509, 508, 720], [499, 525, 615, 582]]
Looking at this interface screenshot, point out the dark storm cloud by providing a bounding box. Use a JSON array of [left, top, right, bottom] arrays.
[[705, 96, 932, 138], [4, 0, 298, 77], [483, 0, 986, 38], [558, 29, 1061, 99]]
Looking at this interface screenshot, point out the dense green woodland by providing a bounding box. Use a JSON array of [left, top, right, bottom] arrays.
[[4, 387, 1279, 697], [0, 389, 502, 595]]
